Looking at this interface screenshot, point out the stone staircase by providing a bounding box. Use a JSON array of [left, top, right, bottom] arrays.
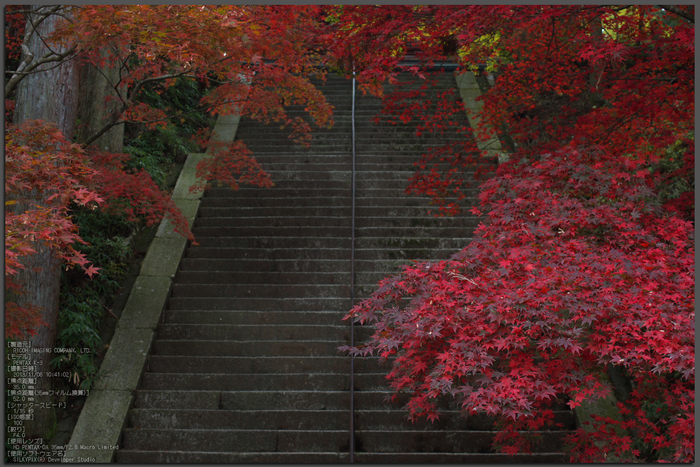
[[116, 72, 573, 462]]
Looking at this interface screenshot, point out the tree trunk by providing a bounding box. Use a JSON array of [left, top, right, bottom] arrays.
[[13, 7, 79, 139], [588, 15, 605, 91], [76, 45, 126, 152], [11, 5, 79, 442]]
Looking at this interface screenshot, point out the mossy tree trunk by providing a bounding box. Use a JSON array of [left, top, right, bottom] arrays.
[[76, 44, 126, 152], [12, 5, 79, 441]]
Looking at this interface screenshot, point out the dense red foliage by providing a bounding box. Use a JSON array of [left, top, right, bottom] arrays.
[[324, 5, 694, 462], [5, 5, 334, 338], [49, 5, 333, 145], [4, 120, 200, 337], [89, 150, 192, 239], [343, 148, 694, 459], [319, 5, 694, 217], [5, 121, 102, 338], [4, 5, 25, 62]]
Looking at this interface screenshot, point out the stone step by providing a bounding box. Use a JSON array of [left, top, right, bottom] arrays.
[[120, 427, 568, 454], [215, 169, 486, 181], [175, 270, 351, 285], [132, 390, 572, 428], [171, 274, 448, 297], [242, 133, 472, 142], [120, 428, 350, 453], [239, 133, 471, 144], [170, 283, 350, 298], [162, 310, 344, 325], [199, 195, 351, 208], [355, 410, 575, 431], [248, 153, 494, 163], [189, 236, 352, 249], [355, 429, 570, 453], [173, 273, 412, 290], [195, 216, 352, 228], [229, 179, 472, 191], [247, 162, 493, 171], [132, 390, 397, 411], [189, 236, 468, 250], [353, 452, 567, 463], [237, 144, 472, 154], [239, 112, 466, 123], [242, 143, 480, 152], [173, 270, 442, 286], [194, 210, 476, 223], [128, 408, 348, 430], [152, 322, 379, 342], [194, 215, 480, 229], [131, 389, 570, 419], [179, 257, 351, 272], [201, 152, 494, 166], [145, 355, 390, 374], [152, 339, 344, 357], [191, 225, 475, 238], [139, 372, 389, 391], [198, 195, 468, 208], [156, 324, 347, 341], [176, 258, 453, 274], [128, 406, 573, 432], [183, 247, 459, 261], [115, 450, 348, 463], [115, 450, 566, 463], [167, 297, 350, 312], [245, 125, 469, 134], [282, 106, 466, 116]]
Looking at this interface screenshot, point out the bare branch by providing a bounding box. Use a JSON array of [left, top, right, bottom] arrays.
[[30, 10, 72, 61], [79, 95, 245, 148], [4, 45, 34, 96], [5, 6, 78, 96], [79, 71, 200, 147], [86, 59, 129, 108], [22, 5, 64, 43], [5, 45, 78, 96], [128, 71, 199, 104], [79, 119, 125, 148], [657, 5, 694, 23]]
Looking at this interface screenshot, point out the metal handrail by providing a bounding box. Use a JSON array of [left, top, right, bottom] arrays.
[[349, 66, 357, 464]]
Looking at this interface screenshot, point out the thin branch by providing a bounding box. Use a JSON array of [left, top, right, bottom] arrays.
[[128, 71, 199, 104], [85, 59, 129, 108], [5, 45, 34, 95], [26, 5, 70, 58], [79, 96, 247, 148], [79, 115, 124, 147], [79, 71, 201, 147], [23, 5, 63, 43], [5, 45, 78, 96], [657, 5, 694, 23], [5, 6, 78, 96]]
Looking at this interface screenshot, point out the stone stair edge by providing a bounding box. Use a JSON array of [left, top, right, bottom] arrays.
[[62, 108, 246, 462]]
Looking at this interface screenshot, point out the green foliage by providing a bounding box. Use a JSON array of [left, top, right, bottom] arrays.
[[654, 132, 694, 203], [124, 77, 214, 188], [50, 77, 213, 389], [52, 208, 133, 390], [124, 125, 182, 188]]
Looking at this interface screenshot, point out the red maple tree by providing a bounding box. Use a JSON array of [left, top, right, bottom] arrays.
[[5, 5, 333, 337], [321, 5, 694, 461]]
